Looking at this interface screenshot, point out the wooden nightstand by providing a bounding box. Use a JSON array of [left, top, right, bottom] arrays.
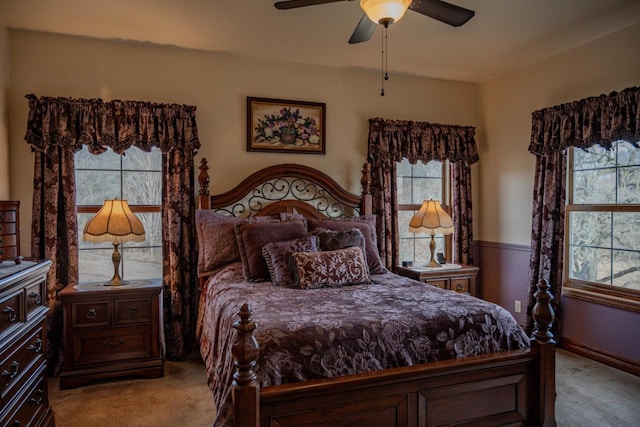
[[59, 279, 164, 389], [395, 264, 480, 297]]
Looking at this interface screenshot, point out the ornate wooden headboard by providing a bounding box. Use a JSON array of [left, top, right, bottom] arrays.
[[197, 159, 372, 218]]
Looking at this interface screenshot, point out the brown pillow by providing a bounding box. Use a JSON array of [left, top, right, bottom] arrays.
[[308, 215, 386, 274], [196, 210, 306, 278], [262, 236, 318, 287], [313, 227, 366, 252], [234, 220, 308, 282], [291, 246, 370, 289]]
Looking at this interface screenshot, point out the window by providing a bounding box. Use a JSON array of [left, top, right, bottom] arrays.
[[566, 140, 640, 309], [75, 146, 163, 283], [396, 158, 451, 266]]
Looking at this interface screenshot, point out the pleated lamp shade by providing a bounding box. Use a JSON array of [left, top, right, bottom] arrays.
[[408, 199, 454, 236]]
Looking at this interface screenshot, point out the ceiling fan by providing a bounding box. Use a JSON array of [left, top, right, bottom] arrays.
[[274, 0, 475, 44]]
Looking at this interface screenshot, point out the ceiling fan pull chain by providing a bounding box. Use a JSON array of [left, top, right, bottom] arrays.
[[380, 25, 385, 96], [385, 26, 389, 82]]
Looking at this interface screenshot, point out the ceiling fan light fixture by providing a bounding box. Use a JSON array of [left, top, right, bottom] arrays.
[[360, 0, 412, 26]]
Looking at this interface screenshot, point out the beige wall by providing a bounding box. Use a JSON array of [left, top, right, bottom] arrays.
[[0, 27, 9, 199], [478, 22, 640, 245], [7, 30, 480, 254]]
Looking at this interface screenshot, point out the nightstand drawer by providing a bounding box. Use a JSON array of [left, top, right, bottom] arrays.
[[425, 279, 448, 289], [0, 234, 16, 247], [0, 246, 18, 260], [0, 222, 16, 235], [116, 298, 152, 324], [451, 278, 470, 293], [0, 210, 16, 223], [71, 325, 152, 365], [73, 301, 111, 327]]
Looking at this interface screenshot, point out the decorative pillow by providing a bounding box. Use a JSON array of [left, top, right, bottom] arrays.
[[308, 215, 387, 274], [234, 220, 308, 282], [195, 210, 243, 277], [262, 236, 318, 287], [196, 210, 306, 278], [313, 227, 366, 252], [291, 246, 370, 289]]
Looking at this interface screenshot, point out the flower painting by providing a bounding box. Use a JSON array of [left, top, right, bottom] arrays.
[[247, 97, 325, 154]]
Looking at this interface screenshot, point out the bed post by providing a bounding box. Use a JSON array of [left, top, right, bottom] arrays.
[[232, 304, 260, 427], [361, 162, 372, 215], [530, 279, 556, 427], [198, 158, 211, 210]]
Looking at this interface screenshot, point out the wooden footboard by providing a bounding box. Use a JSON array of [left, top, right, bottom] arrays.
[[232, 280, 556, 427]]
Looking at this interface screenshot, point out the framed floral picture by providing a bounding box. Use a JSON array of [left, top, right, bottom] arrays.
[[247, 97, 326, 154]]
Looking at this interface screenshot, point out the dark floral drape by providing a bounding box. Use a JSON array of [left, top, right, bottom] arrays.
[[367, 118, 479, 270], [24, 94, 201, 368], [525, 86, 640, 338]]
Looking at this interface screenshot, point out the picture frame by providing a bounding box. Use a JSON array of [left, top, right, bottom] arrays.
[[247, 97, 326, 154]]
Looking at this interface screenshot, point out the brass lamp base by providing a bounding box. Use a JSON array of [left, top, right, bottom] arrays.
[[427, 233, 441, 267], [103, 242, 129, 286]]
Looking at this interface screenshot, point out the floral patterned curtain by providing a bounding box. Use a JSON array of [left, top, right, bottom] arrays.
[[525, 86, 640, 338], [367, 118, 479, 271], [24, 94, 201, 366]]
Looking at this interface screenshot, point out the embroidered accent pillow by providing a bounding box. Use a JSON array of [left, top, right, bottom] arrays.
[[291, 246, 370, 289], [262, 236, 318, 287]]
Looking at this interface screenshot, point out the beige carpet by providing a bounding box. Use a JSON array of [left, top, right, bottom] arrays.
[[48, 354, 215, 427], [49, 350, 640, 426]]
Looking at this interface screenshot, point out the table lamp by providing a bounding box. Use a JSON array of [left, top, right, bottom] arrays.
[[408, 199, 454, 267], [82, 199, 145, 286]]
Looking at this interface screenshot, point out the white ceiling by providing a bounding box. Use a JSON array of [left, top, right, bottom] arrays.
[[2, 0, 640, 82]]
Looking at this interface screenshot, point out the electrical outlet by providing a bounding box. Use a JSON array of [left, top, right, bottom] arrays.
[[515, 300, 522, 313]]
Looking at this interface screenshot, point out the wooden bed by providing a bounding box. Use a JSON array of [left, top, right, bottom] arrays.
[[196, 158, 556, 427]]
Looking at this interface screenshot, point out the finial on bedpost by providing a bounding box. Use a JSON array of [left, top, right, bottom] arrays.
[[198, 158, 210, 196], [530, 279, 556, 427], [232, 303, 260, 427], [531, 279, 555, 344]]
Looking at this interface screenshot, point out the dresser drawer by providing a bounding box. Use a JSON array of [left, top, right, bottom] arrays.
[[0, 210, 16, 223], [450, 277, 470, 293], [0, 222, 16, 235], [25, 281, 46, 320], [0, 234, 16, 247], [424, 279, 448, 289], [0, 290, 23, 336], [0, 367, 49, 427], [1, 326, 45, 404], [0, 246, 19, 260], [73, 301, 111, 327], [70, 325, 153, 366], [116, 298, 152, 324]]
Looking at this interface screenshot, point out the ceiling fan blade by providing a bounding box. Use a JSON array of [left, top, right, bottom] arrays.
[[348, 14, 376, 44], [409, 0, 474, 27], [274, 0, 346, 10]]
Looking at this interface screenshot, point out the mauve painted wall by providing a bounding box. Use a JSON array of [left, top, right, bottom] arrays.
[[476, 241, 640, 364]]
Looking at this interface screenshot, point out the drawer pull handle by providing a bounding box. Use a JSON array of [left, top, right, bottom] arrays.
[[0, 213, 4, 221], [29, 388, 44, 406], [4, 306, 16, 322], [28, 338, 43, 354], [102, 339, 125, 349], [0, 248, 4, 256], [130, 306, 138, 315], [0, 225, 3, 233], [2, 361, 20, 380], [87, 308, 97, 319], [0, 238, 3, 245], [29, 291, 43, 306], [456, 283, 465, 291]]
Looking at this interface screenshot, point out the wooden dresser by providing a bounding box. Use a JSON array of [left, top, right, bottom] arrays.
[[0, 201, 22, 264], [59, 279, 163, 389], [395, 264, 480, 297], [0, 259, 54, 427]]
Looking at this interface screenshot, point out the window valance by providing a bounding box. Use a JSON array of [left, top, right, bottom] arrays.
[[367, 118, 479, 165], [24, 94, 200, 154], [528, 86, 640, 157]]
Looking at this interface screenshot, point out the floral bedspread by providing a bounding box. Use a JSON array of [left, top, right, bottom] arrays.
[[197, 262, 530, 426]]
